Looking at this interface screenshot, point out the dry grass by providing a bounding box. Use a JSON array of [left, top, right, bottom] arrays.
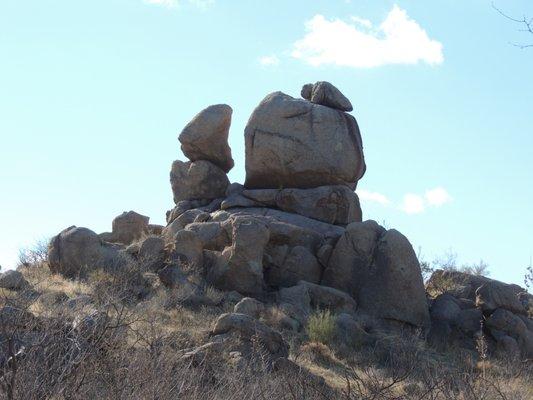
[[0, 261, 531, 399]]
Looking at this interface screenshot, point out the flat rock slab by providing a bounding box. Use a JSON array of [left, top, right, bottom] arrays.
[[242, 185, 362, 225]]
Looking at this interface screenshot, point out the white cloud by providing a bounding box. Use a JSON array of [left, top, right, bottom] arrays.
[[143, 0, 213, 9], [357, 189, 391, 206], [425, 187, 452, 207], [291, 5, 443, 68], [259, 55, 280, 67], [400, 193, 426, 214], [144, 0, 178, 8]]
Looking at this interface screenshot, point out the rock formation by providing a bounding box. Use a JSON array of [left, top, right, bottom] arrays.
[[45, 81, 532, 362]]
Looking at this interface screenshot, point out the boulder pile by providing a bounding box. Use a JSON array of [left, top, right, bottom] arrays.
[[46, 81, 532, 362]]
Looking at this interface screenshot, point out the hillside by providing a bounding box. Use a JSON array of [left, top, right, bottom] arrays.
[[0, 82, 531, 400]]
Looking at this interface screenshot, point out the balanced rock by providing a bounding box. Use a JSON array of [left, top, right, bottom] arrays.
[[301, 81, 353, 112], [170, 160, 229, 204], [244, 92, 366, 189], [179, 104, 234, 172], [239, 185, 362, 225]]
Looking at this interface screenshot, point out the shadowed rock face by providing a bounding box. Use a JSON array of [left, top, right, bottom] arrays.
[[244, 92, 366, 190], [170, 160, 229, 204]]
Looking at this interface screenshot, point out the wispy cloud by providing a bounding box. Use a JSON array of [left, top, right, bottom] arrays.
[[425, 187, 453, 207], [357, 189, 391, 206], [358, 187, 452, 215], [144, 0, 178, 8], [143, 0, 214, 9], [259, 55, 281, 67], [291, 5, 443, 68], [400, 187, 453, 214], [400, 193, 426, 214]]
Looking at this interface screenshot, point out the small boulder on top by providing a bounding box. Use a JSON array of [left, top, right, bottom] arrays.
[[179, 104, 234, 173], [301, 81, 353, 112]]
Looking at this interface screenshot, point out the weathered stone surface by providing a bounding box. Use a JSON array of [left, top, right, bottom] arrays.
[[170, 230, 204, 270], [212, 313, 289, 359], [486, 308, 533, 357], [214, 207, 344, 245], [179, 104, 234, 172], [476, 281, 526, 315], [207, 216, 270, 296], [0, 270, 29, 291], [357, 230, 430, 328], [100, 211, 149, 245], [301, 81, 353, 112], [244, 92, 365, 189], [265, 246, 322, 288], [185, 221, 230, 251], [322, 220, 384, 296], [241, 185, 362, 225], [170, 160, 229, 204], [48, 227, 129, 278], [138, 236, 166, 271], [233, 297, 265, 318], [325, 225, 429, 328]]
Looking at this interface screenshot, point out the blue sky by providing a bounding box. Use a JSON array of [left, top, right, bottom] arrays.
[[1, 0, 532, 285]]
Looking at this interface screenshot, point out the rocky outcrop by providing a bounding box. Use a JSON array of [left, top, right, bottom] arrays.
[[426, 269, 533, 358], [244, 91, 365, 189], [48, 226, 129, 278], [179, 104, 234, 172]]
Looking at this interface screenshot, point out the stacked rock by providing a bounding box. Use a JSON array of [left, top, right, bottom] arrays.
[[170, 105, 233, 204]]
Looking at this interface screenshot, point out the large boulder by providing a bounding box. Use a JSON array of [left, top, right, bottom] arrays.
[[244, 92, 365, 189], [476, 281, 526, 315], [178, 104, 234, 172], [301, 81, 353, 112], [207, 216, 270, 296], [357, 229, 430, 328], [323, 224, 430, 329], [170, 160, 229, 204], [240, 185, 362, 225], [48, 226, 128, 278]]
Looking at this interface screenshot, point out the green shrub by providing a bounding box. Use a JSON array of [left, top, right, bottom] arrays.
[[307, 309, 336, 345]]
